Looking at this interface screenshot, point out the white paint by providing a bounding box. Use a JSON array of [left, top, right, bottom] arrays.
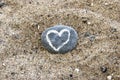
[[46, 29, 70, 51]]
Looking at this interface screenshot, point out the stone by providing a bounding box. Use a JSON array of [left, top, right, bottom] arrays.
[[41, 25, 78, 54], [100, 66, 107, 73], [0, 1, 5, 8]]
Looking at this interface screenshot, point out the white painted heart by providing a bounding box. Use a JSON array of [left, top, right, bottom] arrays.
[[46, 29, 70, 51]]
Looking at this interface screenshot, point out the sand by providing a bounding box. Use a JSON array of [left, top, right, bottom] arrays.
[[0, 0, 120, 80]]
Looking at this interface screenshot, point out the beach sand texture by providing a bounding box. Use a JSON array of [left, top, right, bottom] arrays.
[[0, 0, 120, 80]]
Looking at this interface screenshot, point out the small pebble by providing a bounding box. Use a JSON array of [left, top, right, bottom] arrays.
[[107, 75, 112, 80], [87, 21, 91, 25], [2, 63, 5, 66], [89, 35, 95, 41], [69, 74, 73, 77], [105, 2, 109, 6], [41, 25, 78, 53], [75, 68, 79, 73], [91, 3, 93, 6], [0, 2, 5, 8], [84, 32, 91, 37], [100, 66, 107, 73]]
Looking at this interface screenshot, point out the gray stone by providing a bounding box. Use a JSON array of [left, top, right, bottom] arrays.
[[41, 25, 78, 54]]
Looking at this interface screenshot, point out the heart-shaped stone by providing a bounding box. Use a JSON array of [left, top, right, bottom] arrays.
[[46, 29, 70, 51], [41, 25, 78, 54]]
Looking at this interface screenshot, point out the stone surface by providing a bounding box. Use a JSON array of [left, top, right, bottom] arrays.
[[41, 25, 78, 53]]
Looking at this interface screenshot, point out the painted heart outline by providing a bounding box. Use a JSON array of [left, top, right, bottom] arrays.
[[46, 29, 70, 51]]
